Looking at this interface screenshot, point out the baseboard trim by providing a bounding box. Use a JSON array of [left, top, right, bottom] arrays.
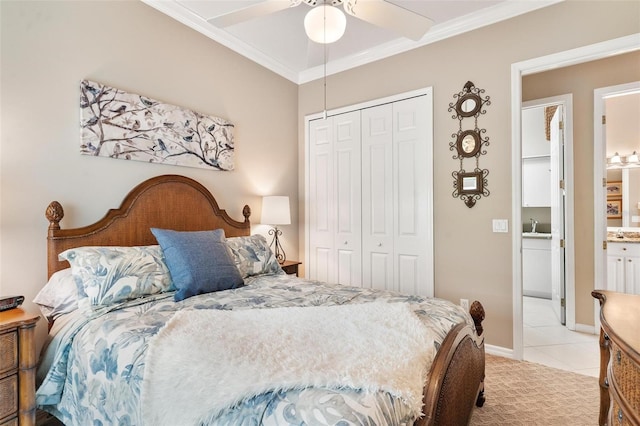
[[485, 344, 513, 359], [484, 323, 597, 360], [574, 323, 597, 335]]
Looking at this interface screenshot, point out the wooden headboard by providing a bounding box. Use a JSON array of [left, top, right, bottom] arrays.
[[45, 174, 251, 278]]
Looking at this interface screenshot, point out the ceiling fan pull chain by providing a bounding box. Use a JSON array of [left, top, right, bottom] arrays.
[[323, 4, 328, 120]]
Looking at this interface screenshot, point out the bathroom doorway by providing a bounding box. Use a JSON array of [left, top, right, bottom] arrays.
[[520, 96, 597, 375], [521, 97, 569, 326], [593, 82, 640, 328], [511, 34, 638, 369]]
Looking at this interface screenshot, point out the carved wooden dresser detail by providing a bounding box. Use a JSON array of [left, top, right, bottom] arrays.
[[592, 290, 640, 426]]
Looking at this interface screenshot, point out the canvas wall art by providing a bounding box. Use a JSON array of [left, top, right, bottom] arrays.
[[80, 80, 235, 171]]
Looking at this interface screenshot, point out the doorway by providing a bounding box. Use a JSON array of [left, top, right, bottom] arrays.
[[593, 82, 640, 327], [521, 97, 569, 326], [510, 34, 639, 362], [520, 97, 587, 371]]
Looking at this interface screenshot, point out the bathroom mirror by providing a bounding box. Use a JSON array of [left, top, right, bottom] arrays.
[[456, 130, 481, 157], [606, 167, 640, 228], [455, 93, 482, 117]]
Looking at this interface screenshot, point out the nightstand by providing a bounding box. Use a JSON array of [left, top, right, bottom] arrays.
[[280, 260, 302, 277], [0, 308, 39, 426]]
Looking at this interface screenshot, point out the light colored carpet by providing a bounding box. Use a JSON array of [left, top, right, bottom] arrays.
[[470, 354, 600, 425]]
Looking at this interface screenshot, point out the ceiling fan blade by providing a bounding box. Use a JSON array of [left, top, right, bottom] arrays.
[[344, 0, 433, 41], [209, 1, 300, 28]]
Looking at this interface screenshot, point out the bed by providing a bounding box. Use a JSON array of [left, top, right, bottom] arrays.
[[35, 174, 486, 425]]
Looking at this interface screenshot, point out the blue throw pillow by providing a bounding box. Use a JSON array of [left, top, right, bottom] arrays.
[[151, 228, 244, 301]]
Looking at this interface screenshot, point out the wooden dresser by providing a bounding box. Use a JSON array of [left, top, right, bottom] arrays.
[[592, 290, 640, 426], [0, 309, 39, 426]]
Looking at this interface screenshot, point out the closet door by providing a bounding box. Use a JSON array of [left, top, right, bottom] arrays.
[[361, 104, 394, 290], [393, 96, 430, 296], [361, 97, 431, 295], [308, 118, 335, 283], [334, 111, 362, 286], [306, 89, 433, 296], [308, 111, 361, 285]]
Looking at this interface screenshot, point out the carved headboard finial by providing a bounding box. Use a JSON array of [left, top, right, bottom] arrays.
[[46, 201, 64, 230], [242, 205, 251, 223]]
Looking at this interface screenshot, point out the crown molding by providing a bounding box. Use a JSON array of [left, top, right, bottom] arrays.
[[142, 0, 564, 85], [141, 0, 299, 82]]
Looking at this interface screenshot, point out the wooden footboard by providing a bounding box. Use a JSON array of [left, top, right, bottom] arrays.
[[416, 301, 485, 426]]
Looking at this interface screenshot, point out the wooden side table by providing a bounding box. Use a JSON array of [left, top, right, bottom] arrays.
[[0, 308, 39, 426], [280, 260, 302, 277]]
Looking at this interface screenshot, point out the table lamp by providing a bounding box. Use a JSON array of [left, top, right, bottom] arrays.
[[261, 196, 291, 264]]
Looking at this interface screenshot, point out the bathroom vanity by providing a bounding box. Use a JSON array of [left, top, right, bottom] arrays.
[[606, 232, 640, 295], [522, 232, 552, 299]]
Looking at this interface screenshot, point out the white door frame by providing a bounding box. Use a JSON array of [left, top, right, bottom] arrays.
[[593, 81, 640, 329], [522, 95, 573, 329], [510, 33, 640, 360]]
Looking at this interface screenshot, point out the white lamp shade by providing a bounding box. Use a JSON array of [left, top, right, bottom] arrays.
[[261, 196, 291, 225], [304, 5, 346, 44]]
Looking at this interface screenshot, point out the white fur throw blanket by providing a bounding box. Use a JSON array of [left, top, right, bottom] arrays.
[[141, 302, 435, 426]]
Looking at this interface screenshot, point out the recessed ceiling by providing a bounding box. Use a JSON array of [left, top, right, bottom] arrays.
[[142, 0, 562, 84]]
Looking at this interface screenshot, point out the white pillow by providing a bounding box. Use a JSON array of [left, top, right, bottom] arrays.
[[33, 268, 79, 322]]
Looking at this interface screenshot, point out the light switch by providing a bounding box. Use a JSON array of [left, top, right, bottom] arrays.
[[633, 215, 640, 223], [492, 219, 509, 233]]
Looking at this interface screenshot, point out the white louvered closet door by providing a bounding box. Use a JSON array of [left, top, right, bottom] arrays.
[[308, 111, 361, 286]]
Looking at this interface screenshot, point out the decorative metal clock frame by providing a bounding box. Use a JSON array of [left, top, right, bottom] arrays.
[[449, 81, 491, 208]]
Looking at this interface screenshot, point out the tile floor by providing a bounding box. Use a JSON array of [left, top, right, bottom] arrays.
[[523, 296, 600, 377]]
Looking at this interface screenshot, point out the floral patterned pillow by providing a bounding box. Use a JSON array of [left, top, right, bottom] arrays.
[[225, 235, 283, 278], [33, 268, 79, 322], [59, 245, 174, 308]]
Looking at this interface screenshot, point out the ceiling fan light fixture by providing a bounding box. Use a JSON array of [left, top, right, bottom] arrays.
[[304, 5, 346, 44]]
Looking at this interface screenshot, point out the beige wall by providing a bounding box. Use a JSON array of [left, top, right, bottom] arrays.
[[523, 52, 640, 326], [606, 93, 640, 157], [298, 0, 640, 349], [0, 1, 298, 348]]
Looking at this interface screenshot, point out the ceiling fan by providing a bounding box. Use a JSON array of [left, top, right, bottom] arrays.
[[209, 0, 434, 42]]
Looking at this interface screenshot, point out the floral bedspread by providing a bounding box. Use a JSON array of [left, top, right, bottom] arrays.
[[36, 274, 473, 425]]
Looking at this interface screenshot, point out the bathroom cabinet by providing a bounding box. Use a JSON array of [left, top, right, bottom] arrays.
[[607, 242, 640, 295], [522, 157, 551, 207], [523, 235, 552, 298]]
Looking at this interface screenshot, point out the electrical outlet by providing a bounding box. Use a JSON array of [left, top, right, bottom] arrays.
[[460, 299, 469, 311]]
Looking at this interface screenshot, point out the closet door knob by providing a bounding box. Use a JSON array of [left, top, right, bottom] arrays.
[[378, 243, 382, 247]]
